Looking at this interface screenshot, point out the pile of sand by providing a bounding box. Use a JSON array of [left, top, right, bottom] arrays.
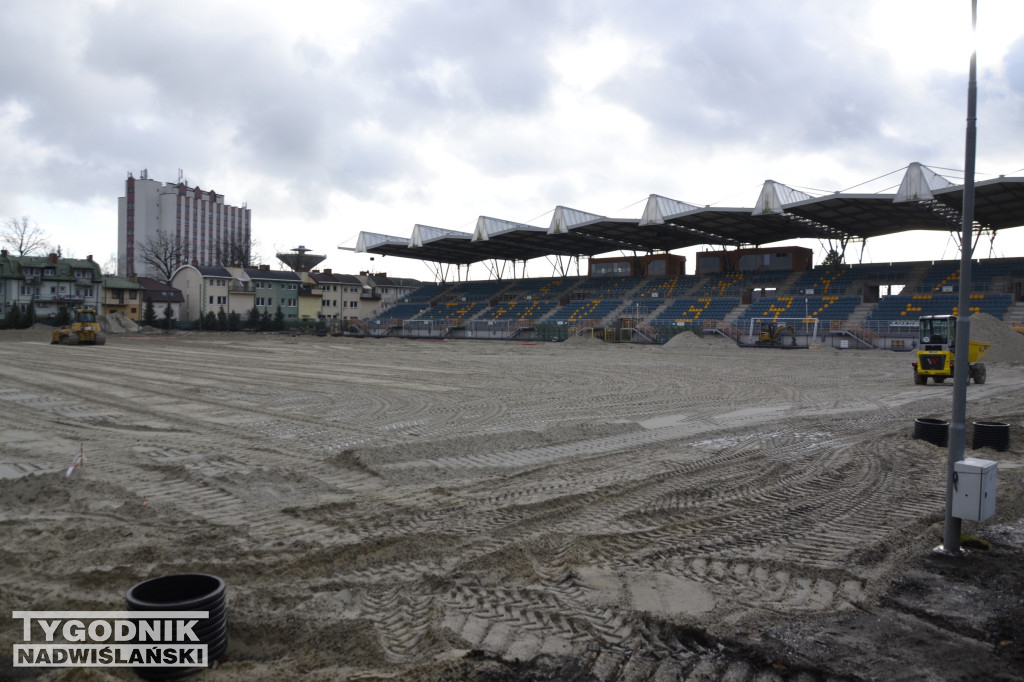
[[660, 330, 733, 352], [969, 312, 1024, 363], [100, 312, 139, 333], [562, 332, 607, 347], [0, 324, 53, 342]]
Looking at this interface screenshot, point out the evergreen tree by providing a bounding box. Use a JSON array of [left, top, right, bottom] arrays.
[[273, 305, 285, 331], [228, 311, 241, 332], [142, 299, 158, 327], [216, 307, 228, 331], [203, 310, 217, 331], [163, 303, 175, 331], [23, 299, 35, 328], [55, 305, 70, 327], [5, 303, 22, 329], [259, 310, 271, 332], [247, 307, 260, 331]]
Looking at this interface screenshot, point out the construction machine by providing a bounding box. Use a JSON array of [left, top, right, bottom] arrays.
[[51, 307, 106, 345], [911, 314, 988, 385], [755, 321, 796, 346]]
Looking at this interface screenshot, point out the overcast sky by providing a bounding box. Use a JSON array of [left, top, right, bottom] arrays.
[[2, 0, 1023, 281]]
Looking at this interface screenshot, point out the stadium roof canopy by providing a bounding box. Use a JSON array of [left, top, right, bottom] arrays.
[[352, 163, 1024, 265]]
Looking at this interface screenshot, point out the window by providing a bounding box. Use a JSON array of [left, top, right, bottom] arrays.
[[129, 291, 137, 300], [216, 296, 227, 305], [44, 268, 55, 276], [209, 296, 214, 305]]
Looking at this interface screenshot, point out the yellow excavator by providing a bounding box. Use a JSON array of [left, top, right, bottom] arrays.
[[51, 307, 106, 345], [755, 321, 796, 346], [912, 314, 988, 385]]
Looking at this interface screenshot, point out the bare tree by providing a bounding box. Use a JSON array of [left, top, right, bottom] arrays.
[[2, 216, 48, 256], [136, 229, 192, 282], [213, 233, 258, 268], [101, 252, 119, 277]]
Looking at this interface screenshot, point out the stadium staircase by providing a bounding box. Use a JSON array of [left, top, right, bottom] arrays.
[[722, 303, 750, 327], [1002, 301, 1024, 327], [903, 261, 932, 293], [845, 301, 875, 326]]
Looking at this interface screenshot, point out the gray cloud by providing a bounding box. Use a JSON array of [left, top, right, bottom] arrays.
[[352, 0, 568, 126], [1005, 36, 1024, 94], [598, 5, 899, 152], [1, 0, 1021, 260]]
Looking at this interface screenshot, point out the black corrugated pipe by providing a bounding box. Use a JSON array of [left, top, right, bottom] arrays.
[[972, 421, 1010, 452], [126, 574, 227, 680], [914, 418, 950, 447]]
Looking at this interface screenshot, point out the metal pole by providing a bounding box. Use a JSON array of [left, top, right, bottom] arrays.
[[942, 0, 978, 556]]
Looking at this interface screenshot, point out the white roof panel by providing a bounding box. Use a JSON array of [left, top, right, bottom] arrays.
[[639, 194, 700, 225], [355, 231, 410, 252], [472, 216, 545, 241], [410, 224, 472, 247]]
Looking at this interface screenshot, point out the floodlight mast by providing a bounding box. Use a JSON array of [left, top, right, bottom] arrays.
[[941, 0, 978, 556]]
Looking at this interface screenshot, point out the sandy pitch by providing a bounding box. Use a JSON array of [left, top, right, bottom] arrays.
[[1, 330, 1022, 680]]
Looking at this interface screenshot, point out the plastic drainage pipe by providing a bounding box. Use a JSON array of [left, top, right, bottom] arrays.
[[972, 421, 1010, 452], [126, 573, 227, 680], [914, 418, 950, 447]]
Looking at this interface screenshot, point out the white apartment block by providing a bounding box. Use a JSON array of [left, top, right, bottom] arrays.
[[118, 169, 251, 278]]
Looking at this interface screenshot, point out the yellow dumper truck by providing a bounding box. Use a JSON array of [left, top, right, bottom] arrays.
[[912, 314, 988, 385]]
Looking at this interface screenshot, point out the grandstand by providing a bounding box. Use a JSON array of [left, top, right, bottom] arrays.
[[354, 165, 1024, 344], [362, 256, 1024, 348]]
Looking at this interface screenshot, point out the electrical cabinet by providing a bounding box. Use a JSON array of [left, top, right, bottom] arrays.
[[952, 458, 997, 522]]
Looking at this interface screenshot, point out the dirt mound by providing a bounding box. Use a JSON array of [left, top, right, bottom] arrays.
[[0, 325, 52, 342], [100, 312, 139, 334], [562, 332, 607, 347], [660, 330, 734, 352], [969, 312, 1024, 363]]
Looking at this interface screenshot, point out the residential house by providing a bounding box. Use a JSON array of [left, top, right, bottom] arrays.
[[297, 271, 323, 322], [243, 266, 301, 320], [338, 274, 372, 320], [102, 276, 143, 320], [357, 272, 421, 318], [137, 277, 185, 321], [0, 250, 103, 324], [309, 270, 340, 320], [170, 265, 252, 323]]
